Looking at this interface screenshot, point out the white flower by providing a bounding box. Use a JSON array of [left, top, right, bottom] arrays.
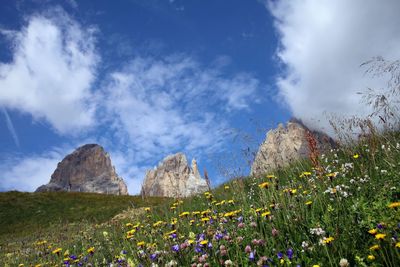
[[339, 258, 349, 267]]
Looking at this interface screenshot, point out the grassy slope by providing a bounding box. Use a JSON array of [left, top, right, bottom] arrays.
[[0, 191, 166, 238]]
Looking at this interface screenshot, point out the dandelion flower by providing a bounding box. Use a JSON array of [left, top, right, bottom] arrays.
[[388, 202, 400, 208], [395, 242, 400, 248], [323, 236, 334, 244], [259, 182, 269, 188], [367, 255, 375, 261], [368, 229, 377, 235], [87, 247, 95, 254], [369, 245, 380, 251], [52, 248, 62, 254], [137, 241, 145, 247], [305, 201, 313, 206], [375, 233, 386, 240], [353, 153, 359, 159]]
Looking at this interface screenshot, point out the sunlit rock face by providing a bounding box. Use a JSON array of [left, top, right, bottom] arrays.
[[141, 153, 208, 198], [35, 144, 128, 195], [251, 120, 335, 177]]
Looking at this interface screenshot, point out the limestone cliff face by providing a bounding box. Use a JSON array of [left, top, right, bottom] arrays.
[[251, 120, 335, 177], [35, 144, 128, 195], [141, 153, 208, 198]]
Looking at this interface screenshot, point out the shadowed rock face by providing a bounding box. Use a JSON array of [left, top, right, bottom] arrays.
[[251, 120, 335, 177], [35, 144, 128, 195], [141, 153, 208, 198]]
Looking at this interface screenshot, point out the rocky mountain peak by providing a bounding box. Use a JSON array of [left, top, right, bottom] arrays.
[[141, 153, 208, 198], [251, 120, 335, 177], [35, 144, 128, 195]]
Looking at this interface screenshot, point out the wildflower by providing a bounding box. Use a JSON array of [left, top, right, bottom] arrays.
[[272, 228, 279, 237], [368, 229, 377, 235], [300, 171, 312, 177], [249, 251, 255, 261], [228, 199, 234, 204], [305, 201, 313, 206], [287, 248, 293, 260], [18, 264, 24, 267], [375, 233, 386, 240], [259, 182, 269, 189], [224, 185, 230, 190], [179, 211, 190, 217], [144, 207, 151, 212], [353, 153, 359, 159], [261, 211, 271, 217], [200, 240, 208, 245], [395, 242, 400, 248], [312, 265, 320, 267], [266, 174, 275, 179], [87, 247, 95, 254], [323, 236, 334, 244], [388, 202, 400, 208], [339, 258, 349, 267], [137, 241, 145, 247], [367, 255, 375, 261], [125, 223, 133, 227], [369, 245, 380, 251], [224, 260, 233, 266], [245, 245, 252, 253], [171, 244, 179, 252], [52, 248, 62, 254]]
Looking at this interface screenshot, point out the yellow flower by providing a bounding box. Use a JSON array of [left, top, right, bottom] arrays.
[[52, 248, 62, 254], [153, 221, 164, 227], [369, 245, 380, 251], [224, 185, 230, 190], [323, 236, 334, 244], [395, 242, 400, 248], [261, 211, 271, 217], [266, 174, 275, 179], [170, 206, 176, 210], [144, 207, 151, 212], [388, 202, 400, 208], [299, 171, 312, 177], [259, 182, 269, 188], [179, 211, 190, 217], [18, 264, 24, 267], [312, 265, 320, 267], [375, 233, 386, 240], [87, 247, 95, 254], [125, 222, 133, 227], [228, 199, 234, 204], [201, 217, 210, 222], [200, 240, 208, 245], [367, 255, 375, 261], [353, 153, 359, 159], [137, 241, 145, 247], [305, 201, 313, 206], [368, 229, 377, 235]]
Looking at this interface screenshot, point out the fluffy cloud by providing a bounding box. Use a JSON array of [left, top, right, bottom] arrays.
[[0, 10, 99, 134], [266, 0, 400, 133], [103, 55, 261, 164]]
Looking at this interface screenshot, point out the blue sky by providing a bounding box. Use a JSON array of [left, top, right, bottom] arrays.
[[1, 0, 400, 194]]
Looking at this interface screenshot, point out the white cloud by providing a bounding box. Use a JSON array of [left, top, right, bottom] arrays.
[[103, 55, 260, 164], [267, 0, 400, 133], [0, 9, 99, 134], [0, 148, 66, 192]]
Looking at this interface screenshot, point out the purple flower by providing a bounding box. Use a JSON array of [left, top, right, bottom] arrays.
[[249, 251, 255, 261], [215, 233, 224, 240], [121, 250, 127, 255], [150, 253, 157, 261], [195, 245, 203, 253], [208, 242, 213, 249], [171, 233, 177, 239], [172, 244, 180, 252], [377, 223, 384, 229], [287, 248, 293, 260], [70, 255, 77, 260], [237, 216, 243, 222], [277, 252, 283, 259]]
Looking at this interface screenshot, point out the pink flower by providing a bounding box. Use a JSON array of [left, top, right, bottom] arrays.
[[245, 245, 252, 253]]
